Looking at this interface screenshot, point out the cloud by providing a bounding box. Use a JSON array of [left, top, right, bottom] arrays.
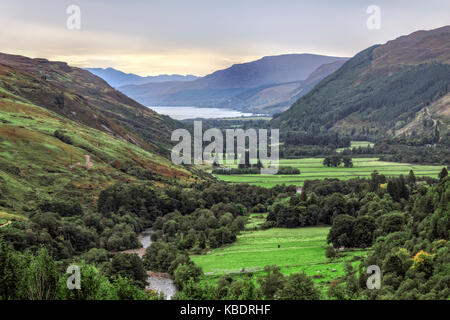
[[0, 0, 449, 75]]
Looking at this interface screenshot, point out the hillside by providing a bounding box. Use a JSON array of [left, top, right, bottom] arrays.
[[272, 26, 450, 140], [0, 54, 202, 216], [0, 94, 193, 213], [85, 67, 198, 87], [0, 53, 180, 156], [118, 54, 347, 114]]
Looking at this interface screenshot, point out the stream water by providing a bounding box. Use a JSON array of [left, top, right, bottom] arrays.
[[138, 229, 177, 300]]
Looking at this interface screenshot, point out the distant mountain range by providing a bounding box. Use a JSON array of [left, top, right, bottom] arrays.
[[272, 26, 450, 141], [85, 67, 198, 87], [108, 54, 348, 114]]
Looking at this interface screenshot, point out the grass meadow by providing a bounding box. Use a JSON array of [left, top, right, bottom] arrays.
[[214, 157, 445, 188], [191, 224, 368, 294], [336, 141, 374, 152]]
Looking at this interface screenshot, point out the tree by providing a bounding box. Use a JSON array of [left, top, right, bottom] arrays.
[[352, 215, 376, 247], [381, 212, 405, 235], [325, 245, 337, 260], [0, 239, 24, 300], [275, 273, 319, 300], [439, 167, 448, 181], [110, 253, 147, 288], [227, 278, 259, 300], [323, 155, 343, 167], [369, 170, 386, 192], [323, 157, 332, 167], [343, 156, 353, 168], [387, 176, 409, 202], [24, 247, 59, 300], [323, 193, 347, 223], [57, 263, 104, 300], [257, 265, 285, 299], [173, 263, 203, 290], [407, 170, 416, 185], [143, 242, 178, 273], [327, 214, 355, 248], [112, 276, 149, 300]]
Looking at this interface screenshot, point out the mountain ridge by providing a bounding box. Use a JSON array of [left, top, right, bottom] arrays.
[[85, 67, 198, 88], [272, 26, 450, 141]]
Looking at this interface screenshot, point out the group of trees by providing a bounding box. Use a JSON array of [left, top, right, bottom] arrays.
[[268, 170, 442, 249], [279, 131, 351, 158], [174, 265, 320, 300], [376, 140, 450, 165], [323, 155, 353, 167], [0, 178, 300, 300], [267, 171, 393, 229], [1, 141, 449, 301], [282, 131, 351, 149], [0, 240, 157, 300], [264, 168, 450, 300]]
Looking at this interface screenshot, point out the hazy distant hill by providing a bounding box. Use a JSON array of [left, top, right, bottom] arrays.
[[85, 67, 198, 88], [118, 54, 348, 113], [218, 60, 347, 114], [273, 26, 450, 140]]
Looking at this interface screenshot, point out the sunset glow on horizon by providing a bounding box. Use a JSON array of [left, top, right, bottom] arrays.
[[1, 0, 449, 76]]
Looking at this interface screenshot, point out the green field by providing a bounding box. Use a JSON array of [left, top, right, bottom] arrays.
[[246, 213, 268, 230], [192, 226, 367, 293], [214, 157, 445, 188], [336, 141, 374, 152]]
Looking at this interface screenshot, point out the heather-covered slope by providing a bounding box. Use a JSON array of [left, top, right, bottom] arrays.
[[0, 53, 180, 156], [0, 96, 192, 213], [0, 53, 200, 215]]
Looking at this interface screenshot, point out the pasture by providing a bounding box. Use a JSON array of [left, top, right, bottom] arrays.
[[191, 226, 367, 293], [336, 141, 374, 152], [214, 157, 445, 188]]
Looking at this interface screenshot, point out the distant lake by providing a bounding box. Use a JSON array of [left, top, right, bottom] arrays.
[[148, 106, 254, 120]]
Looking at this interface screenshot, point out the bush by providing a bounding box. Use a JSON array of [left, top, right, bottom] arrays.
[[53, 130, 72, 144]]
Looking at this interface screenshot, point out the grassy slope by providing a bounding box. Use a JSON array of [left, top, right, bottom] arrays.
[[214, 157, 445, 188], [0, 96, 192, 215]]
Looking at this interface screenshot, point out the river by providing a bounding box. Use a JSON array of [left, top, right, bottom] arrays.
[[138, 229, 177, 300]]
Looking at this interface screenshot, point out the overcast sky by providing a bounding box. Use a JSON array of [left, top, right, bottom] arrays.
[[1, 0, 449, 76]]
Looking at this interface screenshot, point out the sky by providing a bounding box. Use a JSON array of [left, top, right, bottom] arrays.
[[0, 0, 449, 76]]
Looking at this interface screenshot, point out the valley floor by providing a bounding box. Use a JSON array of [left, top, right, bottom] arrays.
[[192, 224, 367, 295], [214, 157, 445, 188]]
